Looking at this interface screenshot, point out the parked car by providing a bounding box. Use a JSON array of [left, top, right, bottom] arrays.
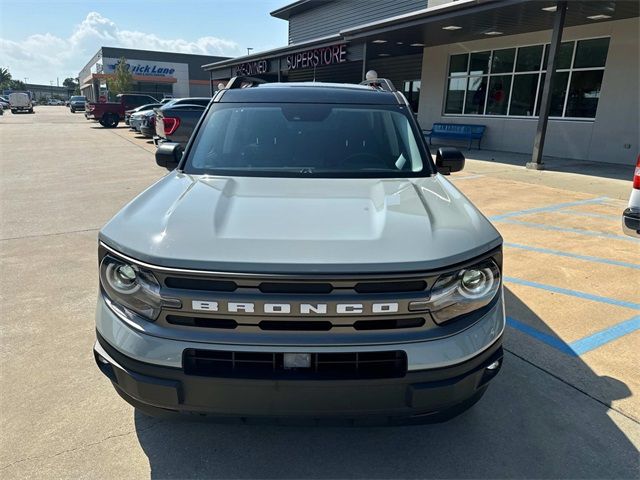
[[69, 95, 87, 113], [160, 98, 172, 104], [161, 97, 210, 109], [622, 154, 640, 237], [125, 103, 161, 125], [0, 103, 3, 115], [0, 95, 10, 110], [86, 93, 158, 128], [138, 110, 157, 138], [47, 98, 64, 106], [93, 77, 504, 423], [154, 103, 207, 147], [9, 92, 34, 113], [129, 110, 150, 132]]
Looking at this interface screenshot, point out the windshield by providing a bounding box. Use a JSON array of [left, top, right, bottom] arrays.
[[70, 96, 86, 101], [185, 103, 433, 178]]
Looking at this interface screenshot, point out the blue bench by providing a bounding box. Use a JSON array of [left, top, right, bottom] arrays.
[[423, 123, 487, 150]]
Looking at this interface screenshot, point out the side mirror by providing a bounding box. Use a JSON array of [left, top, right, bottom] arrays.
[[435, 147, 465, 175], [155, 142, 183, 170]]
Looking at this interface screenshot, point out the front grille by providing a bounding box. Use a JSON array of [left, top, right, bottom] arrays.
[[183, 349, 407, 379]]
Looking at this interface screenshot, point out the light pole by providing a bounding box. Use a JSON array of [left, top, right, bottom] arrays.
[[246, 47, 253, 56]]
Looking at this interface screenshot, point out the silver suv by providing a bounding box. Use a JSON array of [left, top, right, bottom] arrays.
[[94, 77, 504, 424]]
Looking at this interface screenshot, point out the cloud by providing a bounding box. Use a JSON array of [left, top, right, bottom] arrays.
[[0, 12, 241, 84]]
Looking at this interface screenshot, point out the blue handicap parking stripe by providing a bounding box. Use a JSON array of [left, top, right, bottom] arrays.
[[504, 242, 640, 270], [489, 197, 608, 221], [507, 315, 640, 356], [506, 317, 577, 356], [497, 219, 640, 243], [504, 276, 640, 310], [554, 210, 619, 221], [569, 315, 640, 355]]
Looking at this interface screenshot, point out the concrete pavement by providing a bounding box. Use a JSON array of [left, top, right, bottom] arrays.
[[1, 107, 638, 479]]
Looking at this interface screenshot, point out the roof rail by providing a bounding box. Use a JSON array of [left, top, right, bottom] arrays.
[[225, 76, 267, 89], [359, 78, 397, 92]]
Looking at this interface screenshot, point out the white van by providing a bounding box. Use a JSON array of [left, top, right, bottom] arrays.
[[9, 92, 34, 114]]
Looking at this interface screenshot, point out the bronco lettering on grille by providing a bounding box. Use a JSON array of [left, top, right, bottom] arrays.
[[191, 301, 399, 315]]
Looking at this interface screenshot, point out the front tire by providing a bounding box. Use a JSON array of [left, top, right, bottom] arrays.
[[70, 108, 75, 113], [11, 109, 16, 114]]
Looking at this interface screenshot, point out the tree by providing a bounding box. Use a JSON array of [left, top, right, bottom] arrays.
[[106, 57, 133, 97], [0, 68, 13, 90], [63, 77, 80, 94], [9, 79, 25, 91]]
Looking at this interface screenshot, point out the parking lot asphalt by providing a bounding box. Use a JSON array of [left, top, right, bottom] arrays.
[[1, 107, 638, 479]]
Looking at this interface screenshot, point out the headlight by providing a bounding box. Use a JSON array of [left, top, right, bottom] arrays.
[[100, 255, 179, 321], [428, 259, 501, 324]]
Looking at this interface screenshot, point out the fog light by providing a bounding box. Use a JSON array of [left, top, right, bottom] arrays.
[[486, 360, 500, 371], [97, 354, 110, 365]]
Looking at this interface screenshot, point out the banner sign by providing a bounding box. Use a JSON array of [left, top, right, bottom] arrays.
[[286, 44, 347, 71], [106, 60, 176, 77], [235, 60, 270, 76]]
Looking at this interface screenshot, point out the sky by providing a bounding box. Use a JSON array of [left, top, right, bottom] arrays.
[[0, 0, 289, 85]]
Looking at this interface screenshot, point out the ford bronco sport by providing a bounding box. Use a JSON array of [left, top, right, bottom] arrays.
[[94, 76, 505, 424]]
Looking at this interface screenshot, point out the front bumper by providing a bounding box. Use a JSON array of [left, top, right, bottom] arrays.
[[94, 292, 505, 423], [139, 125, 155, 138], [95, 332, 502, 424], [622, 207, 640, 237]]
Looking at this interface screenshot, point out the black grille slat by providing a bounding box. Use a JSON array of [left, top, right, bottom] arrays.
[[353, 318, 425, 331], [166, 315, 238, 329], [183, 349, 407, 379], [259, 282, 333, 294], [164, 277, 237, 292], [162, 276, 429, 295], [259, 320, 332, 331], [354, 280, 427, 293]]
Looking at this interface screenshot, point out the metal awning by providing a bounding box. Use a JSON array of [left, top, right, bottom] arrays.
[[340, 0, 638, 50]]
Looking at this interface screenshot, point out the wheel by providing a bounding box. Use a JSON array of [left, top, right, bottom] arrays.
[[11, 109, 16, 114], [29, 108, 34, 114], [70, 108, 75, 113], [103, 113, 119, 128], [99, 119, 107, 127]]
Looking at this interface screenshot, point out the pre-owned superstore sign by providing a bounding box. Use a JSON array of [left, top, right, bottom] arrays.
[[235, 60, 269, 76], [286, 44, 347, 70]]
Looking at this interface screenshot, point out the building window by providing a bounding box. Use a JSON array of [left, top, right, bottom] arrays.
[[443, 37, 609, 119], [403, 80, 421, 112]]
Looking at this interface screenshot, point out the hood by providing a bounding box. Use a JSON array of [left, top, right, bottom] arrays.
[[100, 173, 501, 273]]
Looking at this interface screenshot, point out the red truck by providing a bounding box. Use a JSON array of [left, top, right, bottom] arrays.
[[85, 94, 158, 128]]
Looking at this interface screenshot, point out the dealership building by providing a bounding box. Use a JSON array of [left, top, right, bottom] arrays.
[[204, 0, 639, 166], [79, 47, 228, 102]]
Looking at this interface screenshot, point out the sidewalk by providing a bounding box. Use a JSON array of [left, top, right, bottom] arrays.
[[432, 146, 633, 200]]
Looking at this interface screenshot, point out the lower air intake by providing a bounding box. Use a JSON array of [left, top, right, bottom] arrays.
[[183, 349, 407, 380]]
